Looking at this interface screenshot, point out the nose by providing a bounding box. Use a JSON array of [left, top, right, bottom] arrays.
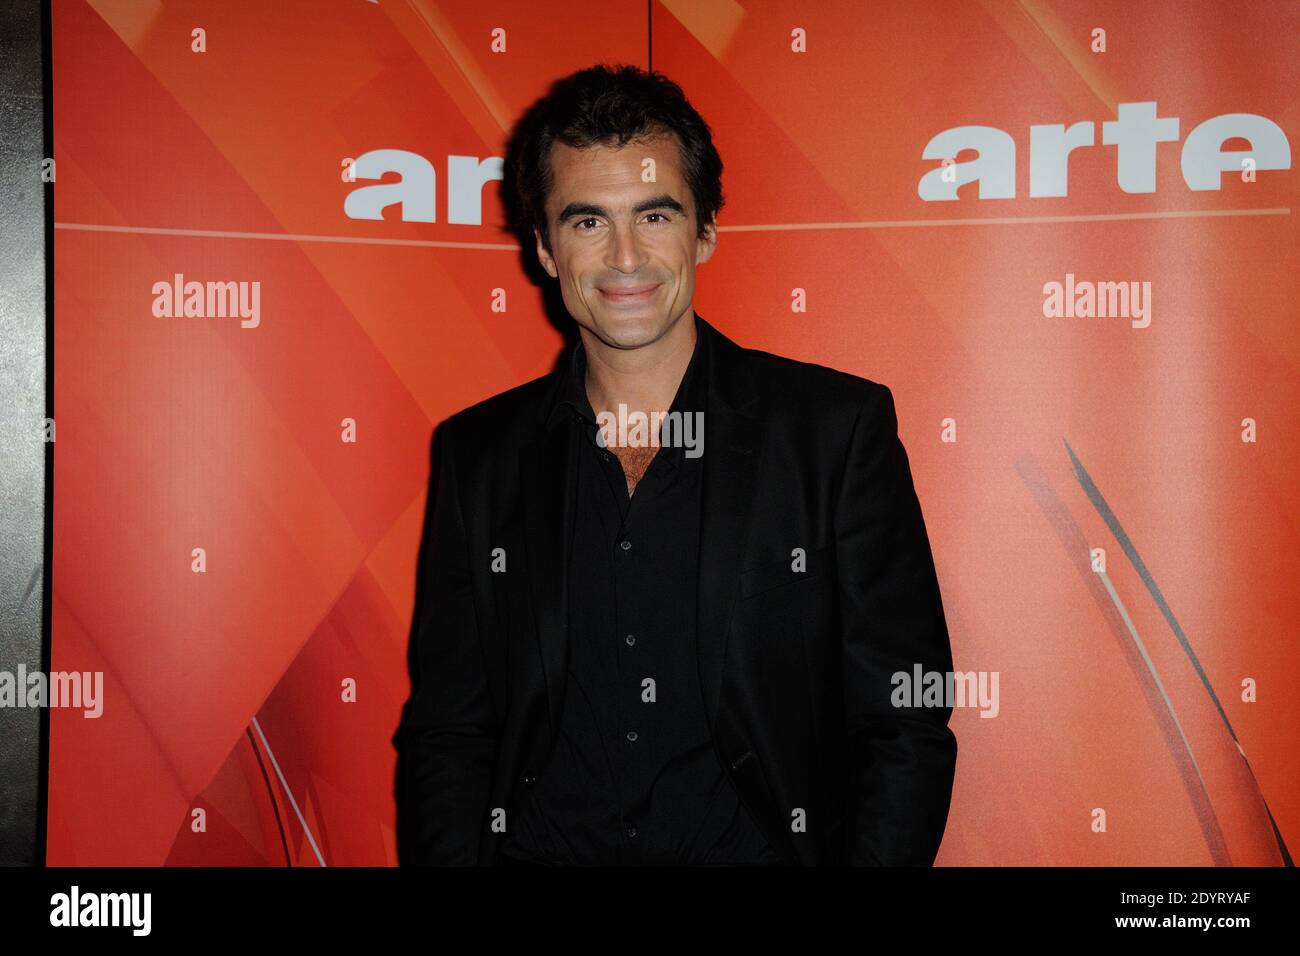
[[605, 220, 647, 273]]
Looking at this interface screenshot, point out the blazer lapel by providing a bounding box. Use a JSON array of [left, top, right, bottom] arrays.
[[518, 405, 580, 743], [693, 318, 764, 730]]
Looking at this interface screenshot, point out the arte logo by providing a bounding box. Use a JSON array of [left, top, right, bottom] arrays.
[[342, 149, 503, 223], [919, 101, 1292, 200]]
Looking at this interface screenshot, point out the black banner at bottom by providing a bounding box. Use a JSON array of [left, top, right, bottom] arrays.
[[0, 865, 1287, 941]]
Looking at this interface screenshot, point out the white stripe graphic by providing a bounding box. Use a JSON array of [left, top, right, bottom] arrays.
[[250, 716, 327, 867]]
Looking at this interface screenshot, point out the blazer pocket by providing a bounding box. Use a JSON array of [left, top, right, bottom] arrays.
[[739, 544, 836, 599]]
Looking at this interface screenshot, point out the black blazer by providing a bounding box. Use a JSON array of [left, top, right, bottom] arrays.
[[394, 314, 957, 866]]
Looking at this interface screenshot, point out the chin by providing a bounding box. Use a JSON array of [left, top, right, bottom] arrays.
[[592, 312, 666, 348]]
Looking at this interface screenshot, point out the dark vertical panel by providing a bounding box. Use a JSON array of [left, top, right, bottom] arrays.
[[0, 0, 49, 867]]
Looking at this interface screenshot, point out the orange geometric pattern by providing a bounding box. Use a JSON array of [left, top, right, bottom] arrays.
[[50, 0, 1298, 865]]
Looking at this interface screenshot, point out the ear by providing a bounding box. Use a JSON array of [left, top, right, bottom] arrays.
[[535, 227, 558, 278], [695, 220, 718, 266]]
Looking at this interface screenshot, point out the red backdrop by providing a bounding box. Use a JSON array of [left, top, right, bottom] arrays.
[[50, 0, 1298, 865]]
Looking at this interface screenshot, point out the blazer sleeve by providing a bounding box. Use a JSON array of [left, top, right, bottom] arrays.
[[834, 383, 957, 866], [394, 416, 499, 865]]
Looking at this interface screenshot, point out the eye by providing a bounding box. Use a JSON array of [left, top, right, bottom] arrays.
[[576, 217, 599, 231], [645, 212, 670, 224]]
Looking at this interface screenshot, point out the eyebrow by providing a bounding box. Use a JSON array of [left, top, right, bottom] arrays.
[[556, 193, 686, 224]]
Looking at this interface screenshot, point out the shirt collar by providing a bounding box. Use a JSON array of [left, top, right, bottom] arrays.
[[546, 312, 708, 468]]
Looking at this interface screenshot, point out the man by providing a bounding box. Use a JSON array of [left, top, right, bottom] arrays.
[[394, 64, 956, 866]]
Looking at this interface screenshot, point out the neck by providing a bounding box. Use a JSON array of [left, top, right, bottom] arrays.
[[581, 311, 697, 417]]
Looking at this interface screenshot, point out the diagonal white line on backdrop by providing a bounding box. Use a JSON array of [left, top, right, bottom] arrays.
[[250, 715, 327, 867]]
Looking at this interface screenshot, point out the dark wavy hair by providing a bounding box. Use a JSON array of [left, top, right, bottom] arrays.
[[503, 63, 725, 254]]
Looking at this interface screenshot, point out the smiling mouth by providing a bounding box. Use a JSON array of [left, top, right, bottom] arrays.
[[599, 284, 660, 303]]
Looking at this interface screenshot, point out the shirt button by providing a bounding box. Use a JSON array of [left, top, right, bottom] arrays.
[[626, 826, 637, 839], [626, 730, 638, 742], [625, 634, 636, 647], [619, 539, 632, 551]]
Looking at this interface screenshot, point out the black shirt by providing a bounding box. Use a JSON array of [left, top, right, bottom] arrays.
[[500, 313, 784, 866]]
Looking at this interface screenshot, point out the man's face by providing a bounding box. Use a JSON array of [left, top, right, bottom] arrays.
[[534, 133, 717, 350]]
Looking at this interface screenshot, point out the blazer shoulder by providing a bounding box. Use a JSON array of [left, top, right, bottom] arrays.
[[737, 342, 889, 415], [442, 371, 555, 431], [434, 370, 557, 463]]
